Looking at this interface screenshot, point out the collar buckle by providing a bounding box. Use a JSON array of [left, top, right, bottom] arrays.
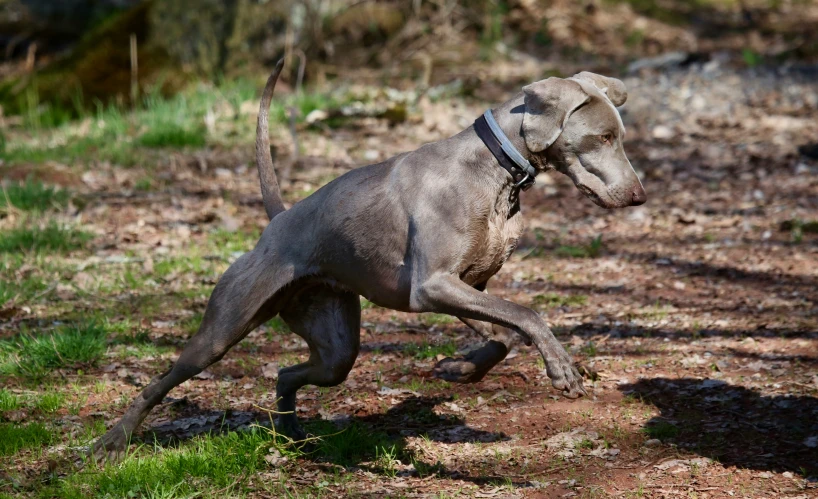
[[515, 172, 534, 191]]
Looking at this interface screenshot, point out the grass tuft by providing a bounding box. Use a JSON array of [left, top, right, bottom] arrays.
[[0, 179, 70, 213], [0, 422, 52, 456], [0, 222, 92, 253], [59, 429, 270, 498], [138, 124, 206, 148], [555, 235, 604, 258], [532, 293, 588, 309], [0, 322, 108, 378], [641, 421, 679, 440], [0, 389, 22, 412], [404, 340, 457, 360]]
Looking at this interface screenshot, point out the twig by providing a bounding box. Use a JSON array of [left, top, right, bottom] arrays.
[[129, 33, 138, 104]]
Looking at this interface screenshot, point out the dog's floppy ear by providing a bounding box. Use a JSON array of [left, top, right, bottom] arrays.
[[571, 71, 628, 106], [522, 78, 590, 153]]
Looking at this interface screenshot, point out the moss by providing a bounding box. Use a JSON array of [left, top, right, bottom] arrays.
[[0, 1, 189, 123]]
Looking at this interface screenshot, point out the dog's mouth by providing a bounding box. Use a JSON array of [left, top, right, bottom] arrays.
[[577, 183, 617, 209]]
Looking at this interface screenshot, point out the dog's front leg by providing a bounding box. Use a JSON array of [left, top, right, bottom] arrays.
[[433, 317, 525, 383], [412, 274, 586, 398]]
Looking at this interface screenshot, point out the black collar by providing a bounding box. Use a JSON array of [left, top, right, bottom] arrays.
[[473, 110, 537, 211]]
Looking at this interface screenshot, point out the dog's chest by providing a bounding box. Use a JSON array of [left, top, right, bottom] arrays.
[[461, 206, 524, 286]]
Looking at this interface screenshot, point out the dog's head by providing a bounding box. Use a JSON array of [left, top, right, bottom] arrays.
[[521, 72, 646, 208]]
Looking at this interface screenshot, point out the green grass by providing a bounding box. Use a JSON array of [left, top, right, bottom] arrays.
[[641, 421, 679, 440], [0, 389, 22, 412], [0, 179, 70, 213], [531, 293, 588, 309], [137, 124, 206, 148], [555, 235, 604, 258], [307, 421, 397, 467], [404, 340, 458, 360], [34, 391, 66, 414], [0, 422, 52, 456], [0, 322, 108, 378], [419, 313, 456, 327], [57, 429, 271, 498], [2, 77, 352, 167], [0, 222, 93, 253]]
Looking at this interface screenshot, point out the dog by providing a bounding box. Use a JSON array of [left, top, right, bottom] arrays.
[[92, 60, 645, 459]]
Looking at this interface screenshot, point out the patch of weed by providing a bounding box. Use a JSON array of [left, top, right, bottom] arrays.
[[307, 421, 397, 467], [0, 179, 70, 212], [641, 421, 679, 440], [0, 422, 52, 456], [58, 429, 270, 498], [420, 313, 456, 326], [0, 389, 22, 412], [138, 124, 206, 148], [555, 235, 604, 258], [264, 316, 290, 336], [0, 222, 92, 253], [209, 228, 260, 255], [531, 293, 587, 309], [0, 322, 108, 378], [404, 340, 457, 360], [34, 391, 66, 414]]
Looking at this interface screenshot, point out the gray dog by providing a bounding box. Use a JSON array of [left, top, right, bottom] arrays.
[[92, 60, 646, 459]]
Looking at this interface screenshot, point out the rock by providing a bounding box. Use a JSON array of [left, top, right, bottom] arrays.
[[644, 438, 662, 447], [652, 125, 675, 140], [628, 52, 690, 73]]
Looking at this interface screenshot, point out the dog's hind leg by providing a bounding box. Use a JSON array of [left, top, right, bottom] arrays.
[[432, 284, 520, 383], [91, 250, 292, 461], [433, 318, 520, 383], [275, 285, 360, 440]]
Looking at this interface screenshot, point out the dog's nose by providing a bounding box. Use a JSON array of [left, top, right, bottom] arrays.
[[630, 185, 647, 206]]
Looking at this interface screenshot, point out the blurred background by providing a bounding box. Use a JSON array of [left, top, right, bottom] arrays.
[[0, 1, 817, 497]]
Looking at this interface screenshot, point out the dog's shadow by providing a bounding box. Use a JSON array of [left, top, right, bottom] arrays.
[[620, 377, 818, 477], [143, 395, 507, 470]]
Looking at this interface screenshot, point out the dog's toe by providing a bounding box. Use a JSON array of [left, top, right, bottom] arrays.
[[432, 357, 484, 383]]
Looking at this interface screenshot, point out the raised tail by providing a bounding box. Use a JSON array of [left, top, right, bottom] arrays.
[[255, 58, 287, 220]]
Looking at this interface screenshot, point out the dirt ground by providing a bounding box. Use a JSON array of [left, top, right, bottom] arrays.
[[1, 59, 818, 498]]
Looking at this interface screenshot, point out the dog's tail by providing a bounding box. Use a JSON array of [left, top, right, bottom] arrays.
[[256, 58, 287, 220]]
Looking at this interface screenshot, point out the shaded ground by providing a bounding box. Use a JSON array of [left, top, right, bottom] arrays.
[[1, 58, 817, 498]]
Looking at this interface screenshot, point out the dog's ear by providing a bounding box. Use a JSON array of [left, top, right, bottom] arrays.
[[571, 71, 628, 106], [522, 78, 590, 153]]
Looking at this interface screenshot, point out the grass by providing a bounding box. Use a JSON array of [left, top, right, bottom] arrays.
[[307, 421, 398, 467], [555, 235, 605, 258], [34, 391, 67, 414], [641, 421, 679, 440], [0, 422, 52, 456], [57, 429, 271, 498], [531, 293, 588, 309], [0, 389, 21, 412], [3, 79, 353, 167], [0, 222, 93, 253], [137, 124, 206, 148], [0, 179, 70, 213], [420, 313, 456, 327], [0, 322, 108, 378], [404, 340, 458, 360]]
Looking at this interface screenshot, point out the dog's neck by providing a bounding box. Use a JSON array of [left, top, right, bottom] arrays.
[[489, 93, 531, 160]]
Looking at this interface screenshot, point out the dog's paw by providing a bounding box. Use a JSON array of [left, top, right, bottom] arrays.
[[545, 351, 587, 399], [432, 357, 486, 383], [275, 415, 308, 442], [90, 424, 131, 463]]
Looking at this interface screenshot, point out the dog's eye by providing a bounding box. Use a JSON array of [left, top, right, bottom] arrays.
[[601, 133, 613, 144]]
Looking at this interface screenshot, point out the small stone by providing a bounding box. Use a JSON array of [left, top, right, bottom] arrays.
[[652, 125, 674, 140], [644, 438, 661, 447]]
